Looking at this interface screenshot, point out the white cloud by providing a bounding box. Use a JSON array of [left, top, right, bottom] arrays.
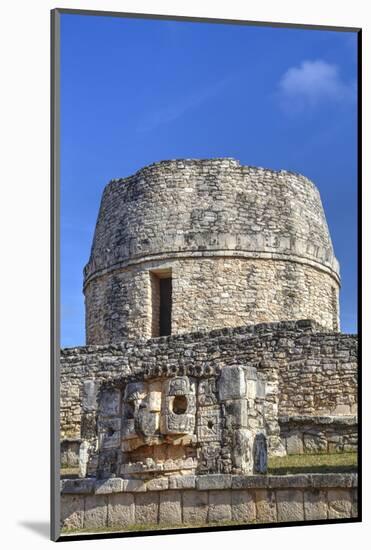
[[278, 60, 356, 110]]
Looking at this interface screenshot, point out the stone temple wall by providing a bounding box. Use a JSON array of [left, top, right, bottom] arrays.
[[60, 321, 357, 465], [83, 159, 340, 345], [278, 333, 357, 417]]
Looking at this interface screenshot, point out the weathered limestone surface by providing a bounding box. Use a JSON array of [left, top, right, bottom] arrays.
[[182, 490, 209, 524], [276, 489, 304, 522], [280, 416, 358, 454], [255, 489, 277, 523], [85, 258, 339, 344], [60, 474, 357, 531], [304, 489, 328, 521], [60, 321, 357, 460], [159, 491, 182, 524], [134, 492, 159, 525], [327, 489, 353, 519], [107, 493, 135, 527], [208, 490, 232, 522], [84, 159, 340, 344], [84, 495, 107, 529], [60, 495, 84, 530], [231, 490, 256, 522]]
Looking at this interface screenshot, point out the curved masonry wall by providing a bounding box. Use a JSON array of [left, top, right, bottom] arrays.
[[85, 257, 339, 344], [60, 473, 358, 532], [84, 159, 340, 345]]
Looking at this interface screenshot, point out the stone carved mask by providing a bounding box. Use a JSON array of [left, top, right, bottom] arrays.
[[121, 376, 197, 476], [95, 366, 268, 479]]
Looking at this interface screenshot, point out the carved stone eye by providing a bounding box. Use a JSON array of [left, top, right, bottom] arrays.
[[172, 395, 188, 415]]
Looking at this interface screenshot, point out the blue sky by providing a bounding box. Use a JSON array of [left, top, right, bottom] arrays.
[[60, 13, 358, 347]]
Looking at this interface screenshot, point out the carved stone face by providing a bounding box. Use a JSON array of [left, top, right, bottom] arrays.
[[94, 366, 268, 479], [121, 376, 197, 476]]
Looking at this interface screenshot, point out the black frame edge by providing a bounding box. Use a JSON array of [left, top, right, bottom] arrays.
[[356, 27, 362, 523], [54, 7, 361, 33]]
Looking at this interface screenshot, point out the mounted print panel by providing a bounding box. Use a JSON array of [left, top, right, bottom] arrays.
[[52, 7, 360, 542]]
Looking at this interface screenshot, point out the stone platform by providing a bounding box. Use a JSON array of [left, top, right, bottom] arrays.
[[61, 473, 358, 532]]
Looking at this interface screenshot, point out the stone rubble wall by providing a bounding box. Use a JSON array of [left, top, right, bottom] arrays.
[[83, 159, 340, 344], [279, 416, 358, 455], [278, 333, 357, 417], [60, 321, 357, 459], [60, 473, 358, 531]]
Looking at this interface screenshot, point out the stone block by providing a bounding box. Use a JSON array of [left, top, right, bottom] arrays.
[[286, 433, 303, 455], [267, 475, 311, 489], [134, 492, 159, 525], [303, 434, 328, 454], [61, 439, 80, 467], [328, 489, 352, 519], [231, 490, 256, 523], [60, 494, 84, 530], [108, 493, 135, 527], [183, 490, 208, 524], [122, 479, 147, 492], [219, 366, 246, 401], [232, 475, 268, 489], [95, 478, 124, 494], [148, 380, 162, 412], [304, 489, 328, 520], [61, 478, 95, 494], [84, 495, 108, 529], [276, 489, 304, 522], [224, 399, 248, 428], [79, 440, 89, 478], [196, 474, 231, 490], [159, 491, 182, 525], [169, 475, 196, 489], [81, 412, 96, 440], [331, 404, 352, 415], [246, 380, 257, 400], [146, 477, 169, 491], [244, 366, 257, 381], [208, 490, 232, 523], [98, 418, 121, 450], [99, 388, 121, 416], [256, 380, 266, 398], [255, 489, 277, 523], [82, 380, 98, 412], [232, 428, 254, 473], [310, 473, 354, 488]]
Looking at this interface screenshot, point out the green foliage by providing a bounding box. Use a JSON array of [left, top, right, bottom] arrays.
[[268, 452, 357, 475]]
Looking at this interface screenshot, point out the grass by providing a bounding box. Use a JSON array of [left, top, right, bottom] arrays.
[[60, 453, 358, 479], [61, 467, 79, 478], [268, 452, 357, 475]]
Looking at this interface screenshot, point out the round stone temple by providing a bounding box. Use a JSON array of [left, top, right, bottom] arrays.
[[84, 158, 340, 345]]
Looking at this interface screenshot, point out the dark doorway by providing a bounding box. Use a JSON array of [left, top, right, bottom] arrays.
[[150, 270, 172, 337], [159, 277, 172, 336]]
